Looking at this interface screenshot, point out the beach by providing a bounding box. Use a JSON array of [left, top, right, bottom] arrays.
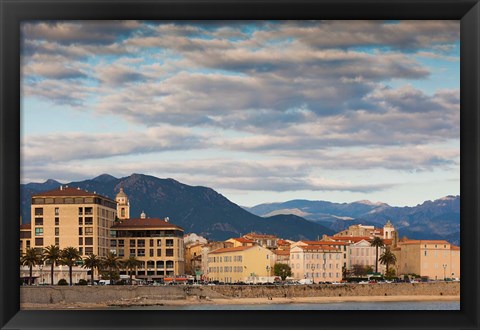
[[21, 294, 459, 310]]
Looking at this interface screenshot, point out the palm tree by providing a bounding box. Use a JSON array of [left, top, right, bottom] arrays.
[[102, 252, 122, 284], [43, 245, 61, 285], [83, 254, 101, 285], [60, 247, 82, 286], [123, 256, 142, 284], [370, 237, 384, 273], [20, 248, 42, 285], [379, 247, 397, 277]]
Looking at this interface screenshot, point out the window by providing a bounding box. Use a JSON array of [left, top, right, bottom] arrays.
[[138, 240, 145, 247], [166, 261, 174, 268], [110, 240, 117, 247], [157, 240, 162, 247], [118, 240, 124, 247], [84, 227, 93, 235], [166, 239, 173, 247], [130, 249, 135, 257], [118, 249, 124, 257], [78, 207, 83, 215], [85, 247, 93, 255], [26, 240, 30, 249], [35, 218, 43, 226], [84, 217, 93, 225], [34, 208, 43, 216], [424, 251, 427, 256], [157, 249, 162, 257], [137, 249, 145, 257], [55, 227, 59, 236], [35, 228, 43, 236], [130, 240, 136, 247], [85, 237, 93, 245], [79, 237, 83, 245], [54, 207, 59, 216], [55, 217, 59, 226], [55, 237, 59, 246], [35, 238, 43, 246], [149, 239, 154, 246], [78, 217, 83, 225], [166, 249, 174, 257], [85, 207, 93, 215], [150, 249, 154, 257]]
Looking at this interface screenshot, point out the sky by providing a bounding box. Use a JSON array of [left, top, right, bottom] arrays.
[[20, 20, 460, 207]]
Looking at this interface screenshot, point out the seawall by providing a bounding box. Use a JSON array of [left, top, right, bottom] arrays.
[[20, 282, 459, 305]]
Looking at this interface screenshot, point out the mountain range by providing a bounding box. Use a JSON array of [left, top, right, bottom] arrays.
[[20, 174, 460, 244], [245, 195, 460, 245], [20, 174, 334, 241]]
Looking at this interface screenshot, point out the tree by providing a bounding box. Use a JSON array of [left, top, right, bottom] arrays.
[[379, 247, 397, 278], [102, 252, 122, 284], [123, 256, 142, 284], [43, 245, 61, 285], [351, 264, 368, 277], [370, 237, 385, 273], [60, 247, 82, 286], [273, 263, 292, 281], [83, 254, 102, 285], [20, 248, 42, 285]]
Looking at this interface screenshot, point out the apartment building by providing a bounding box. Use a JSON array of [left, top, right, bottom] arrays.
[[289, 245, 343, 283], [206, 245, 274, 283], [29, 186, 117, 257], [110, 210, 185, 281], [393, 239, 460, 280]]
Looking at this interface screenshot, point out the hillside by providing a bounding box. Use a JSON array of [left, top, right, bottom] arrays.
[[20, 174, 334, 241]]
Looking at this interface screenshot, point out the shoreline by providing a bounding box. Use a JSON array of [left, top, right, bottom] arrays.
[[21, 295, 460, 310]]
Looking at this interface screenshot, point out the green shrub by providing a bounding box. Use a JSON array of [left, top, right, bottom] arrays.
[[77, 279, 88, 285], [57, 279, 68, 286]]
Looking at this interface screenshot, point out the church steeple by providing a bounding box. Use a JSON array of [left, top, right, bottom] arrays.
[[115, 187, 130, 220]]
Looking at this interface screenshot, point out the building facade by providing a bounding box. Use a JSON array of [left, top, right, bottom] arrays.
[[29, 186, 117, 257], [289, 245, 343, 283], [393, 239, 460, 280], [110, 212, 185, 281], [206, 245, 274, 283]]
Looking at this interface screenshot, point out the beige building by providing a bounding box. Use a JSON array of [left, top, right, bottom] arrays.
[[110, 211, 185, 281], [201, 241, 234, 280], [334, 221, 398, 246], [207, 245, 274, 283], [29, 186, 117, 257], [393, 239, 460, 280], [184, 243, 203, 276], [293, 240, 350, 273], [347, 239, 386, 273], [243, 232, 278, 249], [225, 237, 255, 247], [289, 245, 343, 283]]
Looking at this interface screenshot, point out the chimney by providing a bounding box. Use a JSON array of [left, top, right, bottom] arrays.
[[165, 217, 169, 222], [140, 211, 146, 219], [60, 185, 63, 190]]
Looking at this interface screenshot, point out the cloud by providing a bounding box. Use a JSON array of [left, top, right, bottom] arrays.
[[22, 127, 208, 163]]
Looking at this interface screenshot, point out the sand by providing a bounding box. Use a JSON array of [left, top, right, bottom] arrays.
[[20, 295, 459, 310]]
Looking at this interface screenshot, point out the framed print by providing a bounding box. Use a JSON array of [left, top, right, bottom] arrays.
[[1, 0, 479, 329]]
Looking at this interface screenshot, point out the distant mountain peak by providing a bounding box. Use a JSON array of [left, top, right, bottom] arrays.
[[355, 199, 388, 207], [44, 179, 61, 185], [92, 174, 117, 182]]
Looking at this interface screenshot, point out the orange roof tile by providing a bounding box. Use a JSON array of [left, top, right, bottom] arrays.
[[272, 250, 290, 255], [450, 245, 460, 251], [296, 245, 341, 251], [244, 232, 278, 239], [399, 240, 450, 245], [300, 240, 349, 246], [328, 236, 372, 243], [230, 237, 255, 243], [111, 218, 183, 230], [209, 246, 254, 254]]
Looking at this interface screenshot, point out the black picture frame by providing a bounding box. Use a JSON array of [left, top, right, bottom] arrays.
[[1, 0, 479, 329]]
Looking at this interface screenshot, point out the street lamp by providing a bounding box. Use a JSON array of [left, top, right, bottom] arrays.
[[442, 264, 447, 281]]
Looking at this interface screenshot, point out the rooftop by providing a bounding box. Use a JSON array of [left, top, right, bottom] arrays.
[[111, 218, 183, 230], [32, 186, 114, 202], [209, 246, 254, 254]]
